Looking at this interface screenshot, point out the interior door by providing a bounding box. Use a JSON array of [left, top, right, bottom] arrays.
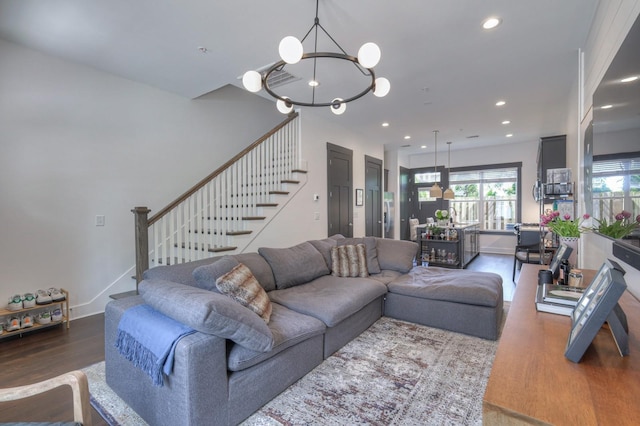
[[327, 143, 353, 238], [365, 155, 383, 237], [399, 166, 410, 240]]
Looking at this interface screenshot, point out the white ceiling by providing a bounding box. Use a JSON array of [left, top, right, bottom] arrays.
[[0, 0, 600, 154]]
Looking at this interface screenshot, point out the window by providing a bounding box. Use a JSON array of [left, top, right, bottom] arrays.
[[592, 153, 640, 223], [415, 172, 441, 202], [449, 165, 520, 231]]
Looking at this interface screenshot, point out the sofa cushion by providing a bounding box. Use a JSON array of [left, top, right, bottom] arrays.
[[227, 303, 326, 371], [233, 253, 277, 292], [337, 237, 380, 274], [308, 238, 338, 269], [368, 269, 404, 284], [216, 263, 272, 323], [331, 244, 369, 278], [376, 238, 418, 273], [258, 242, 329, 290], [193, 256, 239, 291], [139, 280, 274, 352], [143, 256, 219, 287], [268, 275, 388, 327], [386, 266, 502, 307]]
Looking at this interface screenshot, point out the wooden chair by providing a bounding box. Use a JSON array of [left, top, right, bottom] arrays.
[[0, 370, 92, 425]]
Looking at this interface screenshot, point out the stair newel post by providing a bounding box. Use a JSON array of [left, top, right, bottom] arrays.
[[132, 206, 151, 288]]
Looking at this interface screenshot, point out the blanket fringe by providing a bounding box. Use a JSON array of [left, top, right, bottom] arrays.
[[116, 329, 164, 386]]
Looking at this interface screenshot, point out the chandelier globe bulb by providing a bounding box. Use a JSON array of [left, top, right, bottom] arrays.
[[373, 77, 390, 97], [357, 42, 381, 68], [330, 98, 346, 115], [279, 36, 303, 64], [276, 97, 293, 114], [242, 70, 263, 93]]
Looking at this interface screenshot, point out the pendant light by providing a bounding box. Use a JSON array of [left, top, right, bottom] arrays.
[[443, 141, 455, 200], [430, 130, 443, 198]]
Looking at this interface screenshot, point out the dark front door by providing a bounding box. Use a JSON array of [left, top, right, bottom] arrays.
[[365, 155, 383, 237], [327, 143, 353, 238]]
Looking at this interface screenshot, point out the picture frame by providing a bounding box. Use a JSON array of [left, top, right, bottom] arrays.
[[547, 242, 573, 280], [564, 259, 628, 362], [355, 188, 363, 206]]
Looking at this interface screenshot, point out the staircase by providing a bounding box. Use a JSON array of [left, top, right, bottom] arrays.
[[132, 112, 305, 282]]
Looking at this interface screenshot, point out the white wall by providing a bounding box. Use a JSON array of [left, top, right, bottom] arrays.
[[0, 38, 387, 317], [244, 110, 385, 251], [576, 0, 640, 298]]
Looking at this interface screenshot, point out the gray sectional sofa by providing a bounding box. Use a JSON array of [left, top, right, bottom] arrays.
[[104, 235, 503, 426]]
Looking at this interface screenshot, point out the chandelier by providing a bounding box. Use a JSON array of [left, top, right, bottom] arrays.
[[242, 0, 390, 115]]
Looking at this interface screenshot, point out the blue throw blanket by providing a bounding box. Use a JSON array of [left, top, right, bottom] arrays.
[[115, 304, 195, 386]]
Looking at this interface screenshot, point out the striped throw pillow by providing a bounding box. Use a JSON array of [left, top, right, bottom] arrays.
[[331, 244, 369, 278], [216, 263, 272, 323]]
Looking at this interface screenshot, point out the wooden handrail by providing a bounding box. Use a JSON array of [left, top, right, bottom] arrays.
[[148, 112, 298, 225]]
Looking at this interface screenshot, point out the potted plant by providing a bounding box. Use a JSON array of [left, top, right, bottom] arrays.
[[540, 210, 590, 266], [593, 211, 640, 239]]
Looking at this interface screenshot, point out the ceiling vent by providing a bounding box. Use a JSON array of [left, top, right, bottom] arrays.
[[265, 68, 300, 88], [237, 64, 300, 89]]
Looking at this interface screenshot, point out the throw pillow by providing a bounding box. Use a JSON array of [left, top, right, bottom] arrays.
[[337, 237, 381, 274], [258, 242, 330, 290], [192, 256, 240, 291], [216, 263, 272, 323], [331, 244, 369, 278]]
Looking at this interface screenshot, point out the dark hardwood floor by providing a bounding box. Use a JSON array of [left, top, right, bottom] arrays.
[[0, 314, 108, 425], [466, 253, 517, 301], [0, 253, 515, 424]]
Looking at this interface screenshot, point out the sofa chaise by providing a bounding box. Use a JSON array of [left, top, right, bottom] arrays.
[[104, 235, 502, 425]]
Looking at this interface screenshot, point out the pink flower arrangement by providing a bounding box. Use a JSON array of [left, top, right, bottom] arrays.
[[594, 210, 640, 239], [540, 211, 589, 237]]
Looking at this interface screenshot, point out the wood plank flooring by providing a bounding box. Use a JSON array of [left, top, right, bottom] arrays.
[[0, 253, 514, 424], [0, 314, 108, 425]]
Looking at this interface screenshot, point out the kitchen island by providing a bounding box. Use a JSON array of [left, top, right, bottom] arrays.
[[416, 222, 479, 269]]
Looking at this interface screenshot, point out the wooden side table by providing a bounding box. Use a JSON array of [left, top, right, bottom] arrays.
[[483, 264, 640, 425]]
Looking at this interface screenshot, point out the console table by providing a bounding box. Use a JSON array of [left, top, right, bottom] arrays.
[[483, 263, 640, 425]]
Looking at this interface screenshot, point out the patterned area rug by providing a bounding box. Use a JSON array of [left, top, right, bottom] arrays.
[[86, 305, 508, 426]]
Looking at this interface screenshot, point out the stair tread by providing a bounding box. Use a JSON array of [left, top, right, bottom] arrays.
[[256, 203, 278, 207], [281, 179, 300, 184], [269, 191, 289, 195]]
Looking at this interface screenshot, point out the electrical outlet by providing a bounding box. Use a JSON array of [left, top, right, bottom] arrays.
[[313, 212, 320, 220], [96, 215, 105, 226]]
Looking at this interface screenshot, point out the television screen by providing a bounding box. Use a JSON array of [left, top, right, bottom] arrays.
[[548, 243, 573, 280]]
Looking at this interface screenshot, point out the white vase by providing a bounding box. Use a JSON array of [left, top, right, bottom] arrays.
[[558, 236, 579, 268]]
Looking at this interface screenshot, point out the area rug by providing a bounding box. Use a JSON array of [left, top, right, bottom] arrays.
[[85, 304, 508, 426]]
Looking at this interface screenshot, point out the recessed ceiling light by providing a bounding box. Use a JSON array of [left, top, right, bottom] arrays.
[[502, 120, 511, 125], [421, 145, 427, 149], [404, 135, 411, 140], [382, 122, 389, 127], [308, 80, 320, 87], [496, 100, 506, 107], [506, 133, 513, 138], [482, 17, 502, 30], [601, 104, 613, 109], [620, 76, 639, 83]]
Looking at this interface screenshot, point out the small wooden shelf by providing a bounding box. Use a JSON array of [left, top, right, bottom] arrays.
[[0, 288, 69, 339]]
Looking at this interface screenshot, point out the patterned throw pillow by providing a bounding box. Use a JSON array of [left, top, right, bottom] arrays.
[[330, 244, 369, 278], [216, 263, 272, 323]]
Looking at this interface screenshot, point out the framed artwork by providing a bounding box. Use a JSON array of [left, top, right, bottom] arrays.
[[355, 189, 363, 206], [565, 260, 628, 362]]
